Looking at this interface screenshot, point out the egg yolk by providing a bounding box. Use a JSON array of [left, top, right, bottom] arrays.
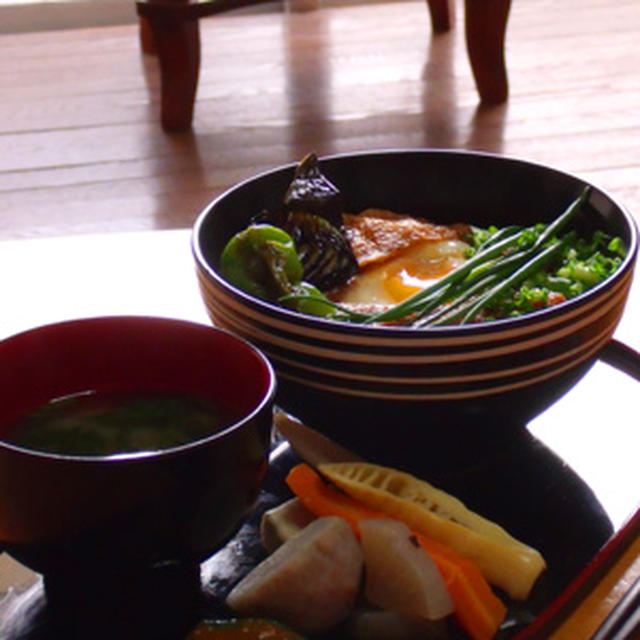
[[384, 265, 451, 303], [333, 239, 469, 307]]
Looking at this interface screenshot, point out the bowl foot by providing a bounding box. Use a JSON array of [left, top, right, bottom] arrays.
[[43, 561, 201, 638]]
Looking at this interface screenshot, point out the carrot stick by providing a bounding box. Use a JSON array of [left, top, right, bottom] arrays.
[[416, 534, 507, 640], [285, 461, 383, 535], [286, 463, 506, 640]]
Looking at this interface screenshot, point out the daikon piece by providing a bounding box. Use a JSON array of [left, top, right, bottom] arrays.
[[359, 519, 454, 621]]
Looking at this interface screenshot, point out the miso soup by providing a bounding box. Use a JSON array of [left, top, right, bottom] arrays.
[[5, 390, 229, 456]]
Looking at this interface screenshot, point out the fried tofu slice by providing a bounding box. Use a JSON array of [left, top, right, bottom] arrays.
[[343, 209, 459, 268]]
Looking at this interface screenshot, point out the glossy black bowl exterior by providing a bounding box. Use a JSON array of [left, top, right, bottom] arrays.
[[193, 150, 637, 459], [0, 317, 276, 579]]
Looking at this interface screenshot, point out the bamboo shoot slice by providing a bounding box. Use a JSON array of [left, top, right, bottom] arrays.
[[319, 462, 546, 600]]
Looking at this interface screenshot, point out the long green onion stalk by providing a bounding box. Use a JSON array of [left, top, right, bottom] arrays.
[[359, 187, 591, 326]]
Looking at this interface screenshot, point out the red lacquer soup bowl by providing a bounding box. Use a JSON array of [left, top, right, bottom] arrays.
[[0, 317, 275, 588]]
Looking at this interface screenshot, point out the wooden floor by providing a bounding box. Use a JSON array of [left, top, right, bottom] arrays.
[[1, 0, 639, 241]]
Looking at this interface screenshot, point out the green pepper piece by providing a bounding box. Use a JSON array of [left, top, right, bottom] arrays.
[[281, 282, 338, 318], [220, 224, 304, 301]]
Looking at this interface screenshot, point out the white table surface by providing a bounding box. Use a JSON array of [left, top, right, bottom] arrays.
[[0, 229, 209, 340]]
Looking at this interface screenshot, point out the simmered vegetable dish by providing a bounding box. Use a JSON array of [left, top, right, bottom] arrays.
[[220, 154, 626, 326], [218, 455, 548, 640]]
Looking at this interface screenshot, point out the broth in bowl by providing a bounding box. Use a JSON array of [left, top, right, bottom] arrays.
[[5, 389, 231, 457]]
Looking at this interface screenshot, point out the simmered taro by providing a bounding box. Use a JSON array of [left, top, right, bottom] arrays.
[[226, 516, 363, 636]]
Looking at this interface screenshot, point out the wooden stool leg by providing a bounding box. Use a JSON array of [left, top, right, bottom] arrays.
[[464, 0, 511, 104], [425, 0, 454, 33], [145, 15, 201, 132], [139, 16, 156, 55]]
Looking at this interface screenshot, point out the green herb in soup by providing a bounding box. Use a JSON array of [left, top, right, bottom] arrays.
[[6, 391, 228, 456]]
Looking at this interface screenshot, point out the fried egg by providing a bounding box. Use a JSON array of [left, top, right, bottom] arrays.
[[332, 239, 470, 307]]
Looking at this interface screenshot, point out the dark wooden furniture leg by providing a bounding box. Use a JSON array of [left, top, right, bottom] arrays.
[[464, 0, 512, 104], [425, 0, 454, 33], [140, 12, 201, 132], [139, 16, 156, 55], [137, 0, 275, 132]]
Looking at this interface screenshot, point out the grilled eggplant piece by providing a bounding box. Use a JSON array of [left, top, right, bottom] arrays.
[[283, 152, 343, 228], [250, 154, 359, 291], [281, 211, 358, 291], [253, 209, 358, 292]]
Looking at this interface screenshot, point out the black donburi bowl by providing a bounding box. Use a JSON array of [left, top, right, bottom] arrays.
[[193, 150, 637, 462]]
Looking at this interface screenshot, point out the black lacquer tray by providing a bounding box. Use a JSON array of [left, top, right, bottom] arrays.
[[2, 348, 639, 640]]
